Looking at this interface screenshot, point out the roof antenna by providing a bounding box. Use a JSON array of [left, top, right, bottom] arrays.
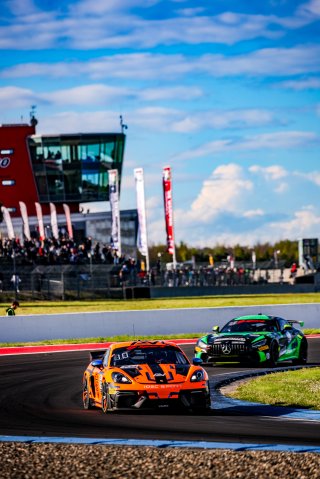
[[30, 105, 38, 127], [120, 115, 128, 133]]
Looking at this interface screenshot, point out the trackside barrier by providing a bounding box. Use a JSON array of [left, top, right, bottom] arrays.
[[1, 303, 320, 343]]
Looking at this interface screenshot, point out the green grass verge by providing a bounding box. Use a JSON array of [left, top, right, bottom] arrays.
[[1, 292, 320, 315], [228, 368, 320, 410]]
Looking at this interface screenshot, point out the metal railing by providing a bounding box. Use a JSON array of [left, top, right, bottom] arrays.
[[0, 262, 299, 301]]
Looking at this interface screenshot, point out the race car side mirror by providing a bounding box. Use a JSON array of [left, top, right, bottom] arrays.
[[91, 359, 103, 368], [283, 324, 292, 331], [193, 357, 203, 365], [212, 325, 220, 333]]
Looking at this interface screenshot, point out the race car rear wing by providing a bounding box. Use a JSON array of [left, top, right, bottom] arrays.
[[90, 350, 106, 362], [287, 320, 304, 327]]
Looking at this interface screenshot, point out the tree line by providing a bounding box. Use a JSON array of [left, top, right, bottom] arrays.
[[146, 239, 298, 268]]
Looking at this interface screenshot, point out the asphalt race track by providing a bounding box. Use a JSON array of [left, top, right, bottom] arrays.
[[1, 341, 320, 447]]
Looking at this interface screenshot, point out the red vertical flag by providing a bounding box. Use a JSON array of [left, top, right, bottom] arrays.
[[162, 166, 175, 255]]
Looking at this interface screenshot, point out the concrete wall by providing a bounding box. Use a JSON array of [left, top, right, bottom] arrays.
[[1, 303, 320, 343]]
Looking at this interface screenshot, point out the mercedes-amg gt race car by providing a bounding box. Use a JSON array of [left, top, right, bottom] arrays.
[[83, 340, 211, 412], [194, 314, 308, 367]]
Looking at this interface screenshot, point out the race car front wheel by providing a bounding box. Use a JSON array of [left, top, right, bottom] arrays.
[[267, 341, 279, 368], [102, 382, 112, 413]]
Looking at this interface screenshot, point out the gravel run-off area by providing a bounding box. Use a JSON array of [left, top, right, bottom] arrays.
[[1, 443, 320, 479]]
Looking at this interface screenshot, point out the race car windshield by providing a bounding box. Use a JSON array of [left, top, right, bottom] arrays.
[[110, 346, 189, 367], [221, 319, 278, 333]]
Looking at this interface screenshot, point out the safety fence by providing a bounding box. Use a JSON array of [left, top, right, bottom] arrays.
[[0, 263, 305, 302]]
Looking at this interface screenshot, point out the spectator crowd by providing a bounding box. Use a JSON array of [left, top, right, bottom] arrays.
[[0, 236, 124, 266], [0, 235, 290, 292]]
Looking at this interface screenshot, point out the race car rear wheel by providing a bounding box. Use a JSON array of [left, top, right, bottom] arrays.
[[292, 339, 308, 365], [101, 382, 112, 413], [82, 377, 93, 410], [267, 341, 279, 368]]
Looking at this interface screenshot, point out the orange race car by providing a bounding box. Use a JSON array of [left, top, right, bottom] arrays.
[[82, 340, 211, 413]]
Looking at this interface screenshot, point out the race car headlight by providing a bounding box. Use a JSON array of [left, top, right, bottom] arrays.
[[190, 369, 205, 382], [111, 372, 132, 384], [252, 339, 267, 348], [196, 339, 208, 350]]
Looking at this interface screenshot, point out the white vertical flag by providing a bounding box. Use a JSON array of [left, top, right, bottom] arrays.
[[1, 206, 15, 239], [108, 169, 121, 255], [19, 201, 31, 241], [63, 203, 73, 239], [35, 202, 45, 240], [134, 167, 149, 271], [50, 203, 59, 240]]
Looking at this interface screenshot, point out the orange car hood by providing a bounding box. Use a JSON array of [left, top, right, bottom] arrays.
[[117, 363, 191, 384]]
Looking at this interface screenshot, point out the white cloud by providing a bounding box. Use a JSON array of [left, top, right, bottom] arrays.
[[249, 165, 288, 180], [202, 45, 320, 77], [47, 84, 202, 106], [277, 77, 320, 90], [268, 207, 320, 240], [243, 209, 264, 218], [249, 166, 289, 194], [174, 131, 319, 160], [181, 164, 253, 222], [294, 170, 320, 186], [38, 110, 121, 134], [0, 86, 38, 108], [47, 84, 131, 105], [297, 0, 320, 18], [274, 182, 288, 193], [2, 46, 320, 80], [140, 86, 203, 101], [2, 0, 320, 51], [0, 53, 192, 80], [0, 83, 202, 112], [176, 8, 206, 17], [172, 109, 274, 133], [158, 206, 320, 248], [72, 0, 158, 15], [7, 0, 38, 16], [0, 8, 276, 49]]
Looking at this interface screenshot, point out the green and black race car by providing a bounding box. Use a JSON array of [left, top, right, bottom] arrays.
[[194, 314, 308, 367]]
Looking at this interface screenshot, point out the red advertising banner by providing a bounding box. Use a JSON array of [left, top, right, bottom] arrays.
[[162, 166, 175, 255]]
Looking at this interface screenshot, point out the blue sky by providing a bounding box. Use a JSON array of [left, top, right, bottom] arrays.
[[1, 0, 320, 247]]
